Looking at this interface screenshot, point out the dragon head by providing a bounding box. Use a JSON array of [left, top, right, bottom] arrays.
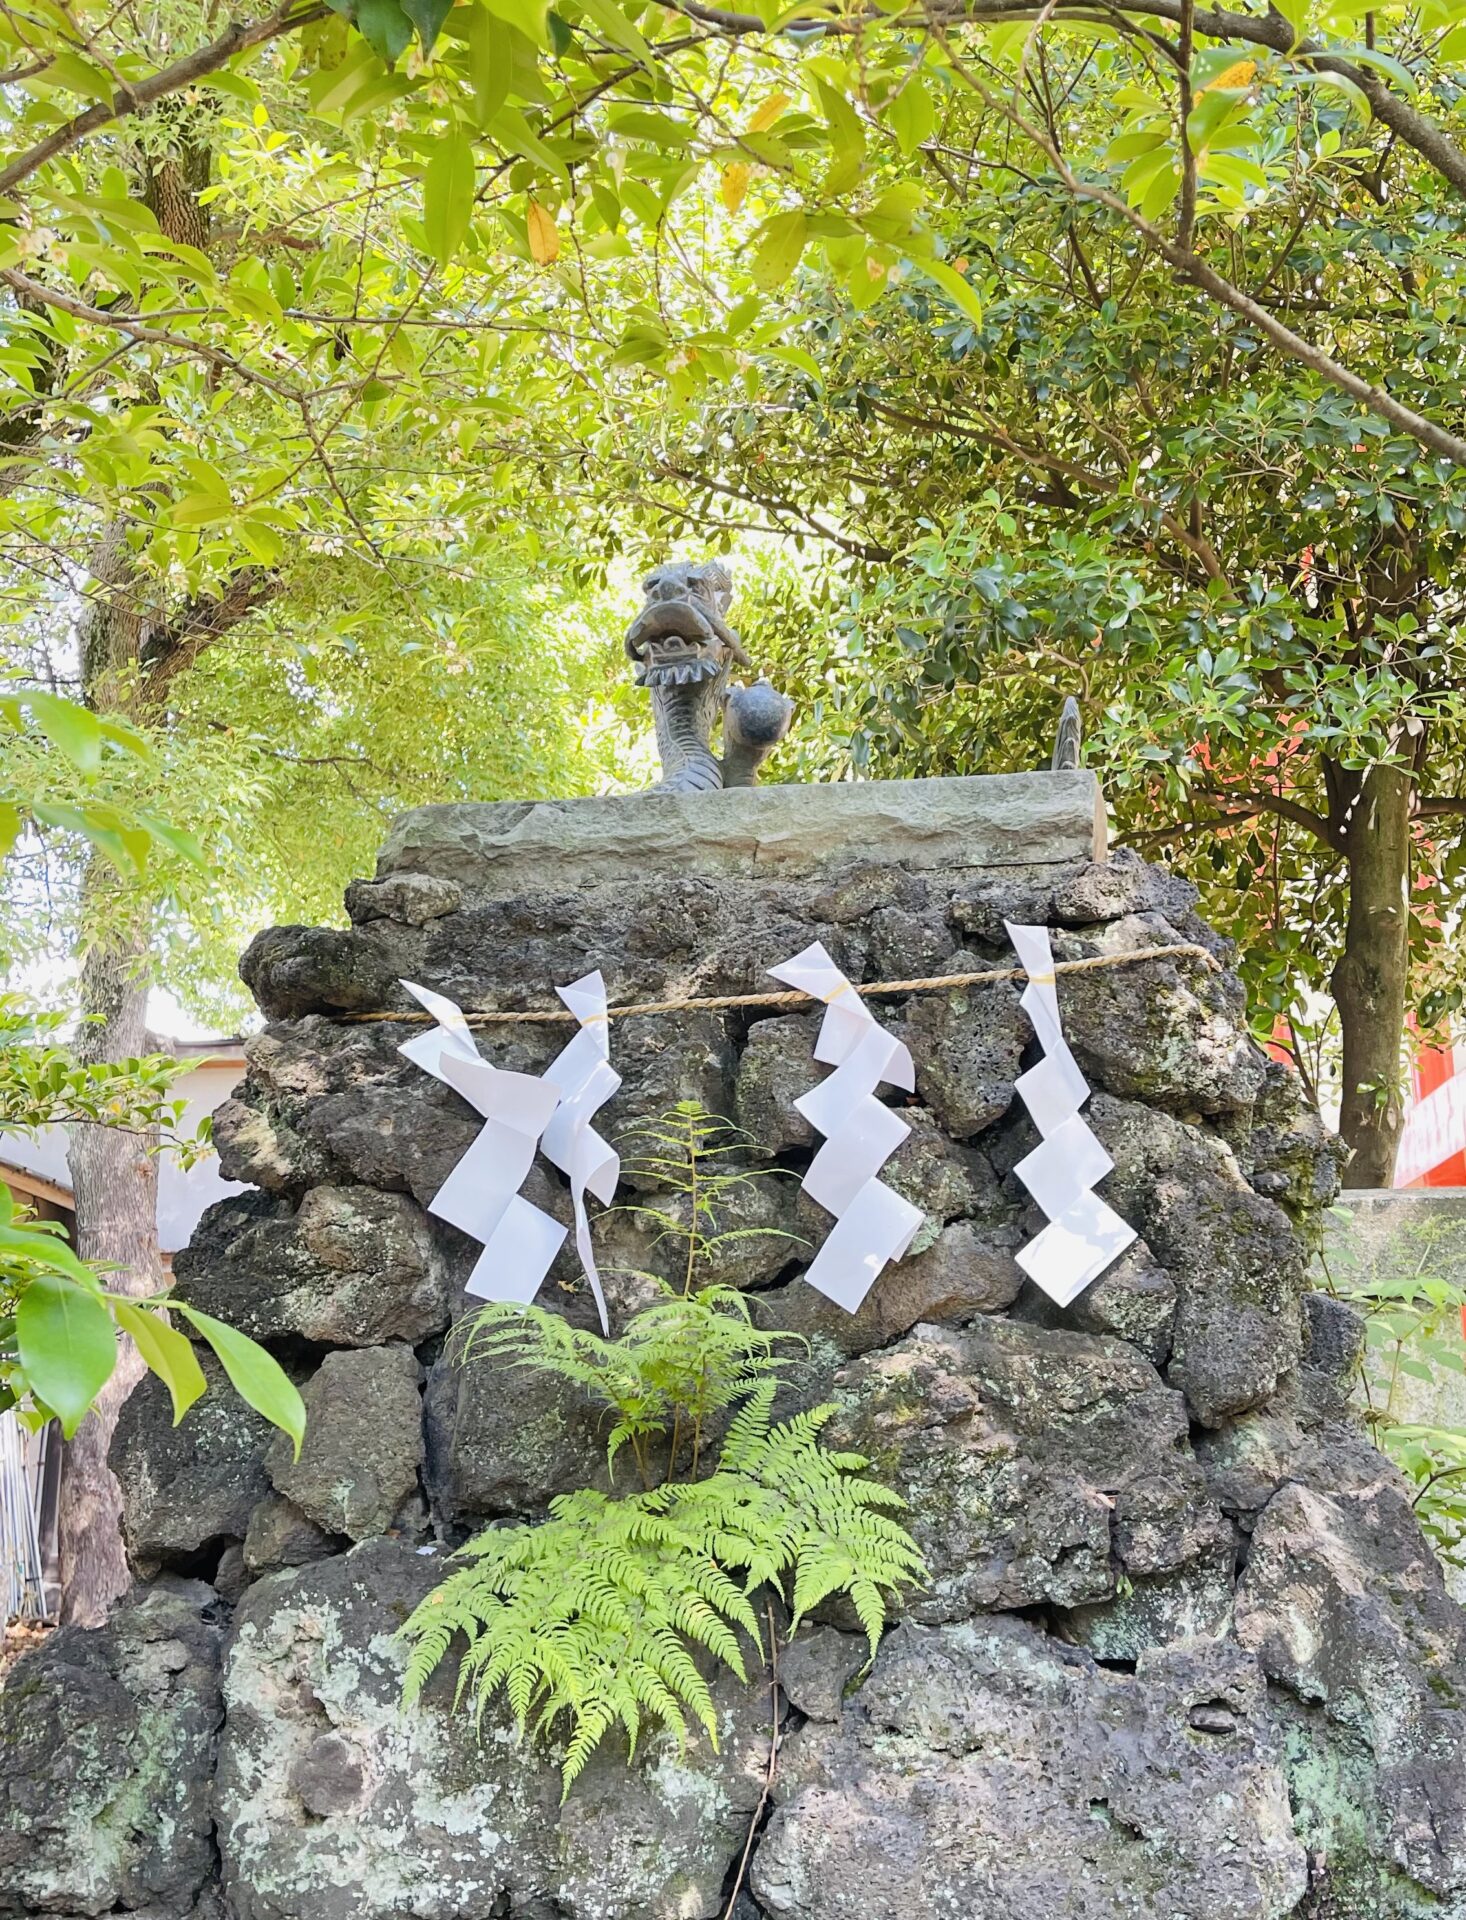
[[624, 559, 751, 689]]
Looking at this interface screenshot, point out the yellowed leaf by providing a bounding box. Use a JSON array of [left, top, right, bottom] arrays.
[[1201, 58, 1257, 93], [721, 162, 751, 212], [745, 92, 790, 133], [526, 200, 560, 266]]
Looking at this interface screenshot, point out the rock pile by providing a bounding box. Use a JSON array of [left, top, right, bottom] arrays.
[[3, 773, 1461, 1920]]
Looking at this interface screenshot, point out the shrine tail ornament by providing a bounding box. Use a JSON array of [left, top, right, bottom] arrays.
[[1005, 922, 1136, 1303]]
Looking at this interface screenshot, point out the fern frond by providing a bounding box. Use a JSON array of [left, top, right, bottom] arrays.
[[400, 1101, 927, 1793]]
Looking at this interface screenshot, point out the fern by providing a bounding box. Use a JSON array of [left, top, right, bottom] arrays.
[[458, 1285, 803, 1481], [400, 1103, 927, 1793], [400, 1385, 925, 1795]]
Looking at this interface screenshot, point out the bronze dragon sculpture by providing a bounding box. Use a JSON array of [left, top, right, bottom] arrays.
[[625, 559, 793, 792]]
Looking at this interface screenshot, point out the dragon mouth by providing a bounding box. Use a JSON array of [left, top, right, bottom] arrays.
[[633, 645, 725, 689]]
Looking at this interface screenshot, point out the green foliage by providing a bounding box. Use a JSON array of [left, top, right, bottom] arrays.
[[460, 1286, 800, 1485], [0, 690, 202, 888], [1324, 1207, 1466, 1572], [1, 0, 1465, 1128], [401, 1383, 923, 1795], [400, 1104, 924, 1791], [0, 1001, 304, 1451], [0, 998, 207, 1164], [0, 1179, 305, 1450]]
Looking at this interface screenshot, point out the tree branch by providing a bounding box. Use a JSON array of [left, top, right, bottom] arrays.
[[654, 0, 1466, 199], [1194, 785, 1342, 849], [1176, 0, 1196, 251], [0, 265, 300, 400], [865, 397, 1230, 580], [141, 568, 282, 702], [0, 5, 331, 200], [653, 462, 892, 558], [940, 52, 1466, 470]]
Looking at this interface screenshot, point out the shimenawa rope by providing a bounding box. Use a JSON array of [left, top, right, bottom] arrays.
[[339, 940, 1221, 1028]]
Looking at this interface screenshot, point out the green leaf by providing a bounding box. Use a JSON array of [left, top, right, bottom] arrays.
[[605, 107, 688, 147], [1108, 127, 1168, 162], [16, 1274, 117, 1439], [146, 814, 206, 865], [763, 344, 824, 382], [1139, 156, 1181, 220], [751, 210, 808, 291], [886, 75, 934, 158], [1342, 44, 1418, 94], [572, 0, 654, 65], [918, 256, 984, 326], [423, 125, 477, 266], [30, 802, 139, 873], [354, 0, 415, 62], [467, 4, 513, 126], [113, 1300, 207, 1427], [22, 691, 103, 775], [480, 0, 552, 49], [1286, 67, 1372, 119], [490, 105, 572, 188], [0, 801, 19, 862], [171, 1304, 306, 1457], [403, 0, 455, 49], [816, 79, 866, 195]]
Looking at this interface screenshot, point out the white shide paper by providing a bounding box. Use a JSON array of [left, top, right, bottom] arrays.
[[398, 976, 619, 1328], [768, 942, 923, 1313], [1003, 923, 1136, 1304]]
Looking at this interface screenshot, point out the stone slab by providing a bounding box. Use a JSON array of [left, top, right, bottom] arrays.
[[377, 771, 1106, 891]]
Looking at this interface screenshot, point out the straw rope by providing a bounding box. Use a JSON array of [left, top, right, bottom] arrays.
[[339, 939, 1222, 1028]]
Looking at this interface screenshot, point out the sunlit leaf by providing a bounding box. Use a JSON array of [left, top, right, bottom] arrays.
[[526, 199, 560, 263], [172, 1304, 307, 1457], [16, 1275, 117, 1440], [751, 209, 808, 290], [113, 1300, 207, 1427], [424, 124, 477, 265]]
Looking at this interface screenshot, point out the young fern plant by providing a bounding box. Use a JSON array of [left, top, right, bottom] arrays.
[[400, 1101, 927, 1795]]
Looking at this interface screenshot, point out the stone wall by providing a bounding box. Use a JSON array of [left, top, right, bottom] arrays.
[[4, 773, 1465, 1920]]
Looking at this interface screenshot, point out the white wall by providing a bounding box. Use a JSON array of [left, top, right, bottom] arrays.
[[1, 1051, 246, 1253]]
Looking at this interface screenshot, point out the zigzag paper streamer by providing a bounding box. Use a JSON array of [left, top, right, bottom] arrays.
[[540, 971, 620, 1336], [399, 979, 569, 1311], [1004, 923, 1136, 1306], [768, 942, 924, 1313]]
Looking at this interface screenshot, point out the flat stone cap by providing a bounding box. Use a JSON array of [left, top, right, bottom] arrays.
[[378, 771, 1106, 892]]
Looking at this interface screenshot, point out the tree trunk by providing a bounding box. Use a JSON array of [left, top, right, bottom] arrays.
[[1332, 762, 1413, 1189], [51, 117, 237, 1624], [59, 912, 161, 1625]]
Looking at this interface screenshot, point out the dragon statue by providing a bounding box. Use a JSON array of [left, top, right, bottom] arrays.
[[625, 559, 794, 792], [625, 556, 1083, 786]]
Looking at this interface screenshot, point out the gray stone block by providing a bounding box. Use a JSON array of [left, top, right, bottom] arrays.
[[377, 771, 1107, 892]]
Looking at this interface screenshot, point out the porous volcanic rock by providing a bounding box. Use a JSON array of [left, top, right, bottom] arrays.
[[172, 1185, 450, 1347], [215, 1541, 774, 1920], [0, 1580, 222, 1918], [751, 1618, 1308, 1920], [12, 774, 1458, 1920], [111, 1352, 274, 1576]]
